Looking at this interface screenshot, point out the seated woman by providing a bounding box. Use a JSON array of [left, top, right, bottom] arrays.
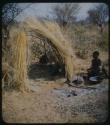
[[87, 51, 102, 77]]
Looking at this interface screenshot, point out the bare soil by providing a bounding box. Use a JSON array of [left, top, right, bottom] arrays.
[[2, 63, 109, 123]]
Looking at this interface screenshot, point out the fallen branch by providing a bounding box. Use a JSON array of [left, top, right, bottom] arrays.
[[67, 83, 97, 89]]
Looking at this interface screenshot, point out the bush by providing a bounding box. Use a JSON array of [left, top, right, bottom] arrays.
[[102, 31, 109, 51]]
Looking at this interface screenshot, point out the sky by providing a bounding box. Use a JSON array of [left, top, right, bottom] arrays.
[[16, 3, 100, 22]]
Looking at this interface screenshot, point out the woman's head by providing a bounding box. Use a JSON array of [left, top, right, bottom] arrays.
[[93, 51, 99, 58]]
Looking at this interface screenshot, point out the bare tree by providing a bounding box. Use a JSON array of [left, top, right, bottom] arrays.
[[87, 3, 108, 26], [2, 3, 32, 28], [2, 3, 22, 28], [2, 3, 31, 48], [52, 3, 80, 26], [2, 3, 20, 48]]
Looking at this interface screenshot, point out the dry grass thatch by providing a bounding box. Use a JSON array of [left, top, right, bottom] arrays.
[[24, 18, 76, 81], [2, 27, 30, 92], [2, 18, 77, 91], [12, 30, 29, 91]]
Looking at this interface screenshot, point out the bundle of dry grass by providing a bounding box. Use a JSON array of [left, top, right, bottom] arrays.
[[2, 18, 77, 91], [24, 18, 76, 81], [12, 30, 29, 91], [2, 26, 29, 92]]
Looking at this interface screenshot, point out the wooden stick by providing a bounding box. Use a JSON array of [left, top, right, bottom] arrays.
[[67, 82, 97, 89]]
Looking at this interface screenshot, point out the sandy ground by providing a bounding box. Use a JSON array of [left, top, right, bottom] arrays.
[[2, 63, 109, 123], [2, 77, 109, 123]]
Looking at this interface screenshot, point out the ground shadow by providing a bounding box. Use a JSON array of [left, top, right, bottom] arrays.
[[28, 63, 65, 81], [28, 63, 106, 86], [69, 72, 105, 87]]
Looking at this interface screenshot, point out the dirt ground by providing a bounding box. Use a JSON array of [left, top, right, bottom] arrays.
[[2, 63, 109, 123]]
